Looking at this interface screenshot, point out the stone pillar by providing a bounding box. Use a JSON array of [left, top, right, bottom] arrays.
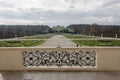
[[115, 34, 118, 38], [89, 33, 90, 36], [101, 34, 103, 37], [15, 34, 17, 38]]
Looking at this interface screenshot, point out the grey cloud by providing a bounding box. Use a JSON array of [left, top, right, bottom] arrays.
[[0, 1, 13, 8], [103, 0, 120, 7], [0, 8, 45, 20], [0, 0, 120, 26]]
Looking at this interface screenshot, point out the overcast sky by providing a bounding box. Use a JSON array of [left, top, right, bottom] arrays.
[[0, 0, 120, 26]]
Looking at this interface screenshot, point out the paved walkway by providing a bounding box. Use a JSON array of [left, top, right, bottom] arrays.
[[35, 35, 76, 48]]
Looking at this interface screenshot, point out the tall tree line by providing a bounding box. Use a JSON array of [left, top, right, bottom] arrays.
[[67, 24, 120, 38], [0, 25, 50, 39]]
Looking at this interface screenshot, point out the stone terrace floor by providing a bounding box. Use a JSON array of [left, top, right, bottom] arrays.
[[0, 71, 120, 80]]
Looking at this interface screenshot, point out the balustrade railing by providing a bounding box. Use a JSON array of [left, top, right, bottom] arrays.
[[0, 47, 120, 71]]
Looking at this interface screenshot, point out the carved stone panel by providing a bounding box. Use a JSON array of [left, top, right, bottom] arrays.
[[22, 50, 97, 68]]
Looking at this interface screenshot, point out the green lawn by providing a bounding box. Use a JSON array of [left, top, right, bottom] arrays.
[[72, 40, 120, 46], [22, 35, 53, 39], [0, 40, 45, 47], [65, 34, 96, 39]]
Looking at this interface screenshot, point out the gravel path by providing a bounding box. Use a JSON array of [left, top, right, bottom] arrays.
[[35, 35, 76, 48]]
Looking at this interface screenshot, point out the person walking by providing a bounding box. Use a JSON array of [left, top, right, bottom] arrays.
[[76, 44, 79, 47]]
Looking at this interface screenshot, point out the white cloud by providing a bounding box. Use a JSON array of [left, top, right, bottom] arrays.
[[81, 16, 120, 25], [0, 18, 44, 25], [0, 0, 106, 12], [61, 0, 104, 12], [0, 0, 120, 26]]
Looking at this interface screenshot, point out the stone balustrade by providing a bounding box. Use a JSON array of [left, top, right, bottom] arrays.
[[0, 47, 120, 71]]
